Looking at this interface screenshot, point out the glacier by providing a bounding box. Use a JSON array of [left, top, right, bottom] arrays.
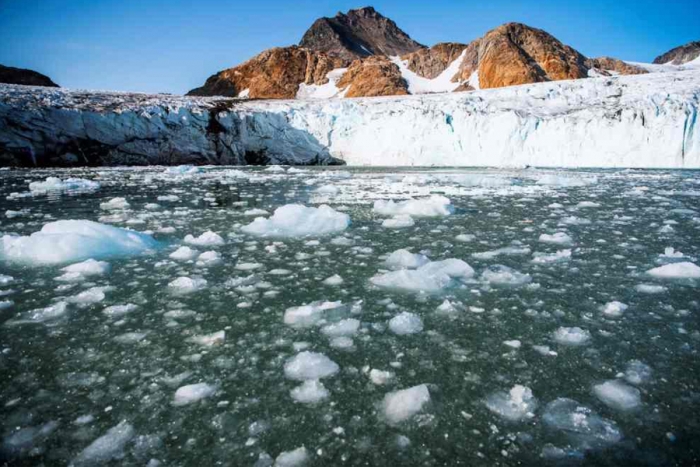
[[0, 69, 698, 167]]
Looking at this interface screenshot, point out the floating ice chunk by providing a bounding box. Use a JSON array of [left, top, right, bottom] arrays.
[[536, 175, 595, 187], [242, 204, 350, 238], [196, 250, 221, 266], [235, 262, 262, 271], [157, 194, 179, 202], [284, 351, 339, 381], [381, 384, 431, 424], [0, 274, 13, 285], [165, 165, 200, 176], [274, 447, 308, 467], [576, 201, 601, 208], [244, 208, 269, 216], [601, 301, 628, 317], [114, 332, 148, 344], [382, 215, 415, 229], [0, 220, 159, 266], [173, 383, 217, 406], [68, 286, 109, 304], [532, 249, 572, 264], [369, 369, 394, 385], [321, 318, 360, 337], [373, 195, 453, 218], [388, 312, 423, 335], [646, 262, 700, 279], [283, 301, 343, 328], [624, 360, 652, 385], [635, 284, 667, 294], [290, 380, 329, 404], [472, 246, 531, 260], [539, 232, 573, 246], [660, 247, 685, 259], [103, 303, 138, 317], [187, 330, 225, 347], [72, 421, 134, 465], [184, 231, 224, 246], [0, 300, 13, 310], [168, 277, 207, 294], [100, 197, 130, 210], [29, 177, 100, 194], [593, 380, 641, 411], [329, 336, 354, 349], [316, 185, 339, 195], [542, 398, 622, 445], [323, 274, 344, 286], [170, 246, 198, 260], [371, 269, 450, 292], [553, 327, 591, 346], [481, 265, 532, 287], [384, 249, 430, 270], [504, 340, 522, 349], [62, 259, 111, 276], [419, 259, 475, 279], [452, 174, 512, 187], [455, 234, 475, 242], [5, 301, 68, 325], [484, 385, 538, 421]]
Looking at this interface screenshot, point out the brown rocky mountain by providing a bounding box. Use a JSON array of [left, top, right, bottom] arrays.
[[0, 64, 59, 87], [299, 6, 424, 62], [188, 46, 345, 99], [653, 41, 700, 65], [188, 9, 648, 99]]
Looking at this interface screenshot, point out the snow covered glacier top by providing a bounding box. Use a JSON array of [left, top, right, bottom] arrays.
[[0, 69, 698, 168]]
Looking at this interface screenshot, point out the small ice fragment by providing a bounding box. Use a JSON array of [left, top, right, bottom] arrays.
[[381, 384, 431, 424], [388, 312, 423, 335], [539, 232, 573, 246], [284, 351, 339, 381], [187, 330, 225, 347], [382, 215, 415, 229], [290, 380, 329, 404], [274, 447, 308, 467], [646, 262, 700, 279], [173, 383, 217, 406], [384, 249, 430, 270], [241, 204, 350, 238], [169, 246, 198, 260], [168, 277, 207, 294], [72, 421, 135, 465], [369, 369, 394, 385], [484, 385, 538, 421], [593, 380, 641, 411], [322, 274, 344, 286], [553, 327, 591, 346], [601, 301, 628, 317], [373, 195, 453, 217], [184, 231, 224, 246]]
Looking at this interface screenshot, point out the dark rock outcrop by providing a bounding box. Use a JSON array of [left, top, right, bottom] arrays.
[[299, 6, 424, 62], [653, 41, 700, 65], [0, 65, 59, 87]]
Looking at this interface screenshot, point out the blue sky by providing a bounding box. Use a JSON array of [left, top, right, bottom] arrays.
[[1, 0, 697, 94]]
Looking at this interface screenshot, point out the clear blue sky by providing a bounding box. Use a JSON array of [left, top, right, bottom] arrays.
[[1, 0, 698, 94]]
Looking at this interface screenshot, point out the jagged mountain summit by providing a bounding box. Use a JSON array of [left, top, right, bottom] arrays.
[[0, 65, 59, 87], [653, 40, 700, 65], [188, 7, 650, 100], [299, 6, 424, 61]]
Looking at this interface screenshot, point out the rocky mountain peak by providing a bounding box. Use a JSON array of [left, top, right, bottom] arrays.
[[653, 41, 700, 65], [299, 6, 424, 62]]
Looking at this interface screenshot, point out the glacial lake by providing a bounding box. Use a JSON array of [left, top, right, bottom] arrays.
[[0, 166, 699, 466]]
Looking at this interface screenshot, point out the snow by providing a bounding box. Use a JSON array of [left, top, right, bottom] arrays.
[[29, 177, 100, 194], [391, 50, 466, 94], [388, 312, 424, 335], [381, 384, 431, 424], [384, 249, 430, 270], [484, 385, 538, 421], [0, 220, 159, 266], [241, 204, 350, 238], [72, 421, 135, 465], [184, 231, 224, 246], [553, 327, 591, 346], [646, 262, 700, 279], [593, 380, 641, 411], [373, 196, 453, 217], [284, 351, 339, 381], [274, 447, 308, 467], [173, 383, 217, 406], [290, 380, 329, 404], [297, 68, 348, 99]]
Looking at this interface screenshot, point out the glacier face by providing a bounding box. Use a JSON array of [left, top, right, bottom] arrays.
[[0, 69, 698, 167]]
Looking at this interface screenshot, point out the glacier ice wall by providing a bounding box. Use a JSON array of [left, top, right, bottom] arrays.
[[1, 70, 698, 167]]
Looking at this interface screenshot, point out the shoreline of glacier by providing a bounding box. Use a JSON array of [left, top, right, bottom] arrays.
[[0, 70, 698, 168]]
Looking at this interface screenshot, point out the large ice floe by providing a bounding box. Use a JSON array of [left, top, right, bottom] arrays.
[[0, 220, 159, 265], [241, 204, 350, 238]]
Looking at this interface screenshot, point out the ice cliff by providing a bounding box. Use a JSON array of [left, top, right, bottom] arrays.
[[0, 69, 698, 167]]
